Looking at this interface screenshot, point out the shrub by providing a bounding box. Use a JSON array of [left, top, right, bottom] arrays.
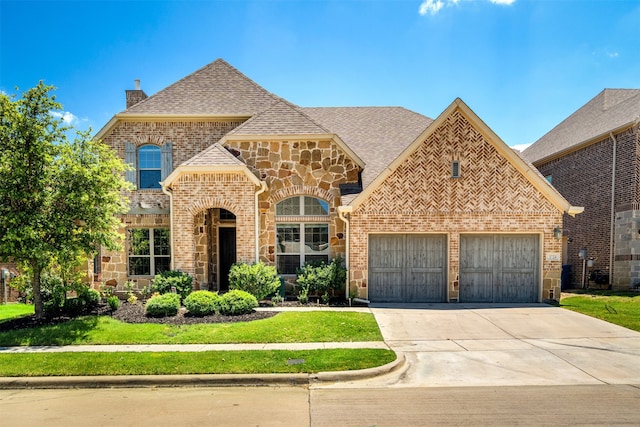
[[228, 262, 280, 301], [145, 293, 181, 317], [79, 288, 101, 310], [107, 295, 120, 311], [296, 258, 347, 298], [151, 270, 193, 301], [63, 297, 86, 317], [184, 290, 220, 316], [218, 290, 258, 316]]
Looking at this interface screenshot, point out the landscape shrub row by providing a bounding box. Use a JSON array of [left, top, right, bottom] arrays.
[[147, 289, 258, 317]]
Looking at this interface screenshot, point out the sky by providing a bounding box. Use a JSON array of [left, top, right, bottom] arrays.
[[1, 0, 639, 150]]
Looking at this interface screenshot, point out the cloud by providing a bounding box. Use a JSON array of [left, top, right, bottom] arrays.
[[51, 111, 80, 126], [607, 51, 619, 58], [419, 0, 515, 15], [510, 143, 531, 152]]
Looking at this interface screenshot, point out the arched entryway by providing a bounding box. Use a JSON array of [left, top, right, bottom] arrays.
[[195, 208, 237, 292]]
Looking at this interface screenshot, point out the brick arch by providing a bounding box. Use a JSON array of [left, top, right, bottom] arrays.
[[186, 197, 240, 217], [269, 185, 335, 205], [132, 135, 166, 147]]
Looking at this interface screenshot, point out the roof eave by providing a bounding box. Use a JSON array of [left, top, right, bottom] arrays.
[[162, 164, 262, 190], [530, 119, 639, 166]]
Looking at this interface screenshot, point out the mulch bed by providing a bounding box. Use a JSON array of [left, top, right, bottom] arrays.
[[0, 298, 364, 332]]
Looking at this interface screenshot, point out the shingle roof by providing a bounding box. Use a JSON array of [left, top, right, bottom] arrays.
[[227, 99, 331, 136], [523, 89, 640, 164], [121, 59, 280, 116], [182, 143, 245, 167], [303, 107, 433, 188]]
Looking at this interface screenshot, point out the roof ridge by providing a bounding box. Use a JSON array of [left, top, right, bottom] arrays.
[[122, 58, 281, 114]]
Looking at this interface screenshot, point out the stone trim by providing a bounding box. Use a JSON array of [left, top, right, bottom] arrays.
[[269, 185, 336, 204]]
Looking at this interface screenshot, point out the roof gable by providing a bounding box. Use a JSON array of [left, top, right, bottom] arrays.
[[523, 89, 640, 164], [349, 98, 581, 216], [182, 143, 245, 167], [121, 59, 280, 116]]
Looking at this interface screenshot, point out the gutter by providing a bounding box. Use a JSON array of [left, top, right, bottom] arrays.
[[161, 184, 175, 270], [337, 206, 353, 300], [255, 182, 268, 262], [609, 132, 618, 286]]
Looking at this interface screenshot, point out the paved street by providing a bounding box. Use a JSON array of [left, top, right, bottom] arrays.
[[3, 384, 640, 426]]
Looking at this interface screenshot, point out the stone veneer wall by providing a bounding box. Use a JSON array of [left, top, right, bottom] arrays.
[[536, 125, 639, 289], [350, 108, 564, 301], [225, 139, 358, 265]]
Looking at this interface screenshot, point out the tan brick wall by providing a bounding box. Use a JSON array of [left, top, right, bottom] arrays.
[[350, 108, 564, 301]]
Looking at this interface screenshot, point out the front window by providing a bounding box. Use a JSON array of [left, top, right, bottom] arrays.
[[138, 145, 161, 189], [128, 228, 170, 276], [276, 196, 329, 274]]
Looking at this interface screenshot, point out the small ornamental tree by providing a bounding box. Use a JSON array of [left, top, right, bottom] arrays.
[[0, 82, 131, 319]]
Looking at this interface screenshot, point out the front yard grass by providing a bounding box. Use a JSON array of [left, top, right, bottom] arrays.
[[0, 304, 34, 322], [0, 349, 397, 376], [0, 311, 382, 346], [560, 291, 640, 332]]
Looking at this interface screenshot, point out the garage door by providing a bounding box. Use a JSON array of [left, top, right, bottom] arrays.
[[460, 234, 539, 303], [369, 234, 447, 303]]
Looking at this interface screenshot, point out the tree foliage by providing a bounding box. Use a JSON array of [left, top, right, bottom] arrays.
[[0, 82, 131, 318]]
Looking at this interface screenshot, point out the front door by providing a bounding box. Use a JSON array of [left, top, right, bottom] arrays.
[[218, 227, 236, 292]]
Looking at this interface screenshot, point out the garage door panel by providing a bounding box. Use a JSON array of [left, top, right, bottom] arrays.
[[369, 234, 447, 303], [460, 234, 539, 303]]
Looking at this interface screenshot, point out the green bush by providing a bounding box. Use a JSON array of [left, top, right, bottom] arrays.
[[296, 258, 347, 298], [228, 262, 280, 301], [145, 293, 181, 317], [107, 295, 120, 311], [184, 290, 220, 316], [63, 297, 86, 317], [218, 290, 258, 316], [151, 270, 193, 301], [79, 288, 101, 310]]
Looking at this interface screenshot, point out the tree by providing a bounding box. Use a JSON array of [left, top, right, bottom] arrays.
[[0, 82, 131, 319]]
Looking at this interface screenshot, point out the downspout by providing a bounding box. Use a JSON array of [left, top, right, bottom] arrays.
[[609, 132, 617, 286], [337, 206, 353, 300], [161, 185, 175, 270], [255, 181, 268, 263]]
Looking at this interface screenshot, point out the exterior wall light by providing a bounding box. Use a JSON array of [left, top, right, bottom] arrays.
[[553, 226, 562, 240]]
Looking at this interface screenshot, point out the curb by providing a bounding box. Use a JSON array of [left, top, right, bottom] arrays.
[[0, 352, 405, 390]]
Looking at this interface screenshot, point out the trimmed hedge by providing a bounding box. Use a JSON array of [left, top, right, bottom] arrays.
[[218, 290, 258, 316], [184, 290, 220, 317], [145, 293, 181, 317]]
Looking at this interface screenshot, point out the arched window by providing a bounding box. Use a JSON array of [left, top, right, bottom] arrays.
[[275, 196, 330, 274], [138, 145, 161, 189]]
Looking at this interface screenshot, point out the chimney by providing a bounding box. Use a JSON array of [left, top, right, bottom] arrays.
[[125, 79, 148, 109]]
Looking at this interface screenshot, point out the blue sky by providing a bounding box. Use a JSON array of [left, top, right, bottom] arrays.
[[1, 0, 638, 149]]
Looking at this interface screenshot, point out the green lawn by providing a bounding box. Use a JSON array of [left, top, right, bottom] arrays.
[[0, 311, 382, 346], [560, 291, 640, 332], [0, 307, 391, 376], [0, 349, 396, 376], [0, 303, 33, 322]]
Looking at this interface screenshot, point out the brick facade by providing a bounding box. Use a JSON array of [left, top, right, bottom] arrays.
[[535, 125, 640, 289], [350, 108, 564, 301]]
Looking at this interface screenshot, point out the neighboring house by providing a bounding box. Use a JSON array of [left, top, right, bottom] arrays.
[[523, 89, 640, 290], [95, 58, 582, 303], [0, 262, 20, 303]]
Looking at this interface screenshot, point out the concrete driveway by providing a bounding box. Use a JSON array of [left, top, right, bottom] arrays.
[[321, 303, 640, 388]]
